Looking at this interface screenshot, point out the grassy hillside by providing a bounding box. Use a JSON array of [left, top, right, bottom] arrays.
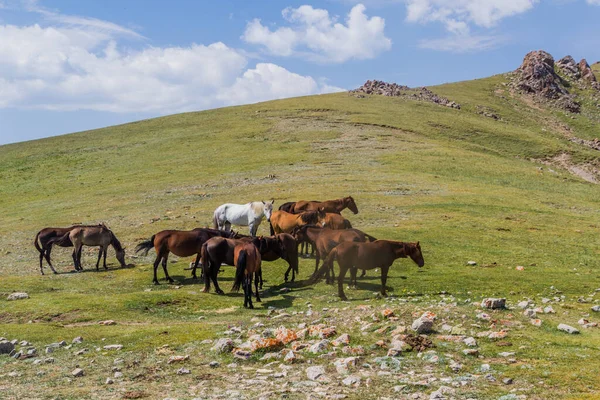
[[1, 70, 600, 399]]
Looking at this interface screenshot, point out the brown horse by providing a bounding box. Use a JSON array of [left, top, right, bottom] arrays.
[[292, 196, 358, 215], [269, 209, 326, 235], [259, 233, 299, 283], [200, 236, 252, 294], [323, 213, 353, 229], [293, 225, 376, 275], [232, 242, 262, 309], [50, 225, 126, 271], [313, 240, 424, 300], [135, 228, 234, 285], [34, 226, 76, 274]]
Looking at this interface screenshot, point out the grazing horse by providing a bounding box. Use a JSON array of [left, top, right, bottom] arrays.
[[232, 242, 262, 309], [213, 200, 274, 236], [313, 240, 424, 300], [258, 233, 299, 283], [135, 228, 233, 285], [292, 196, 358, 215], [50, 225, 126, 271], [269, 209, 326, 235]]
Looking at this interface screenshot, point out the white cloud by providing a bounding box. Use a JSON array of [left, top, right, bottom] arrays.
[[587, 0, 600, 4], [242, 4, 392, 63], [0, 23, 343, 113], [405, 0, 538, 52]]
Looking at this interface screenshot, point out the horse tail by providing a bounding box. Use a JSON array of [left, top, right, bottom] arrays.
[[344, 219, 353, 229], [213, 212, 219, 230], [312, 246, 338, 282], [135, 235, 155, 256], [34, 231, 43, 254], [232, 250, 247, 292], [364, 233, 377, 242], [47, 232, 72, 247], [201, 242, 210, 283]]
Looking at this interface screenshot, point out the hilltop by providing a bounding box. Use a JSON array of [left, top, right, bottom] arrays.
[[1, 50, 600, 399]]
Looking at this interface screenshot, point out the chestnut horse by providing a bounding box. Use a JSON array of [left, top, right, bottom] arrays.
[[200, 236, 253, 294], [135, 228, 234, 284], [232, 242, 262, 309], [269, 209, 326, 235], [49, 225, 126, 271], [313, 240, 424, 300], [293, 225, 376, 276], [323, 213, 352, 229], [292, 196, 358, 215]]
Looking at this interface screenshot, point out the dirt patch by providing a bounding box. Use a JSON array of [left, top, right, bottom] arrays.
[[403, 334, 434, 352], [539, 153, 599, 183]]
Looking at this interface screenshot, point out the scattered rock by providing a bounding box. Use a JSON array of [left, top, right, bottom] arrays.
[[168, 355, 189, 364], [105, 378, 114, 385], [481, 298, 506, 309], [467, 261, 477, 266], [176, 368, 190, 375], [71, 368, 84, 377], [557, 324, 580, 334], [7, 292, 29, 301], [0, 341, 15, 355], [310, 340, 330, 354], [72, 337, 83, 344], [342, 375, 360, 386], [306, 365, 327, 381], [411, 312, 436, 334], [212, 338, 234, 353], [98, 320, 116, 326], [103, 345, 123, 351], [209, 361, 219, 368], [531, 319, 542, 327]]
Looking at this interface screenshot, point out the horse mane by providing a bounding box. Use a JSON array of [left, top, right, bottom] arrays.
[[110, 233, 123, 252], [300, 211, 317, 223]]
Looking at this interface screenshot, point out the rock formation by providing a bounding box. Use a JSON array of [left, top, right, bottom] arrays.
[[351, 80, 460, 109]]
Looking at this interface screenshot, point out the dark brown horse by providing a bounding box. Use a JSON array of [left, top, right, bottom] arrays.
[[200, 236, 251, 294], [313, 240, 424, 300], [135, 228, 234, 285], [232, 242, 262, 309], [292, 196, 358, 215], [34, 226, 76, 274], [50, 225, 126, 271], [259, 233, 299, 283], [269, 209, 325, 235]]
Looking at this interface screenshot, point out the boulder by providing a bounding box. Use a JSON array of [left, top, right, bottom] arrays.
[[557, 323, 579, 334], [481, 298, 506, 309], [411, 312, 436, 334], [7, 292, 29, 301], [306, 365, 327, 381], [211, 338, 234, 354]]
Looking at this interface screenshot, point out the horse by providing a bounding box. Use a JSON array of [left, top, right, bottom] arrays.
[[312, 240, 424, 300], [135, 228, 234, 285], [269, 209, 326, 235], [200, 236, 252, 294], [323, 213, 353, 230], [49, 225, 126, 272], [232, 242, 262, 309], [293, 225, 376, 277], [292, 196, 358, 215], [34, 226, 78, 274], [278, 202, 297, 213], [258, 233, 299, 283], [213, 200, 274, 236]]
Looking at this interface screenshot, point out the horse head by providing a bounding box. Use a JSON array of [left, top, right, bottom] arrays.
[[345, 196, 359, 214], [262, 199, 274, 222], [317, 207, 327, 227], [406, 241, 424, 268], [111, 235, 127, 267]]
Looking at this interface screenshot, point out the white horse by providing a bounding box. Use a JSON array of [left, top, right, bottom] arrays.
[[213, 200, 274, 236]]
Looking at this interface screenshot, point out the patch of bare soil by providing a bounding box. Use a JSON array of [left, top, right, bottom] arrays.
[[539, 153, 599, 183]]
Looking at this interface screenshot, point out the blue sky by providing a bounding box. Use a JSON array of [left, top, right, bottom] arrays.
[[1, 0, 599, 145]]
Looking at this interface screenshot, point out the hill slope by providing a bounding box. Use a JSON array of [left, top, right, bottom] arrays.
[[1, 52, 600, 399]]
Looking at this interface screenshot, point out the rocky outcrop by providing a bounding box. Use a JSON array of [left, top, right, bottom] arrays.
[[351, 80, 460, 109], [556, 56, 580, 80], [579, 59, 597, 84], [512, 50, 580, 113]]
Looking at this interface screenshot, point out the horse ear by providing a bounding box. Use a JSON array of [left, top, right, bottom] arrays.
[[262, 200, 265, 204]]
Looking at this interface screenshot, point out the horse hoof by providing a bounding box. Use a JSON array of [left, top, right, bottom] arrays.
[[153, 281, 160, 285], [249, 305, 254, 309], [217, 290, 224, 295], [340, 296, 348, 301]]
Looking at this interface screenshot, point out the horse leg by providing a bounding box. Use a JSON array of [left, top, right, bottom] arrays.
[[39, 249, 45, 275], [211, 264, 224, 295], [246, 275, 254, 309], [337, 265, 349, 301], [162, 254, 174, 283], [96, 246, 103, 270], [350, 267, 358, 289], [380, 265, 390, 297], [224, 222, 231, 232], [258, 268, 263, 290], [192, 253, 201, 280], [152, 254, 162, 285], [255, 271, 261, 302], [103, 247, 108, 270], [314, 251, 320, 275], [46, 247, 58, 274], [360, 270, 366, 278]]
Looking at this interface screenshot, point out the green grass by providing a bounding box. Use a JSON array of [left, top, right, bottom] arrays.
[[1, 71, 600, 399]]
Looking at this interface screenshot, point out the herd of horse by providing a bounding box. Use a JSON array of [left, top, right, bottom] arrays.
[[33, 196, 425, 307]]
